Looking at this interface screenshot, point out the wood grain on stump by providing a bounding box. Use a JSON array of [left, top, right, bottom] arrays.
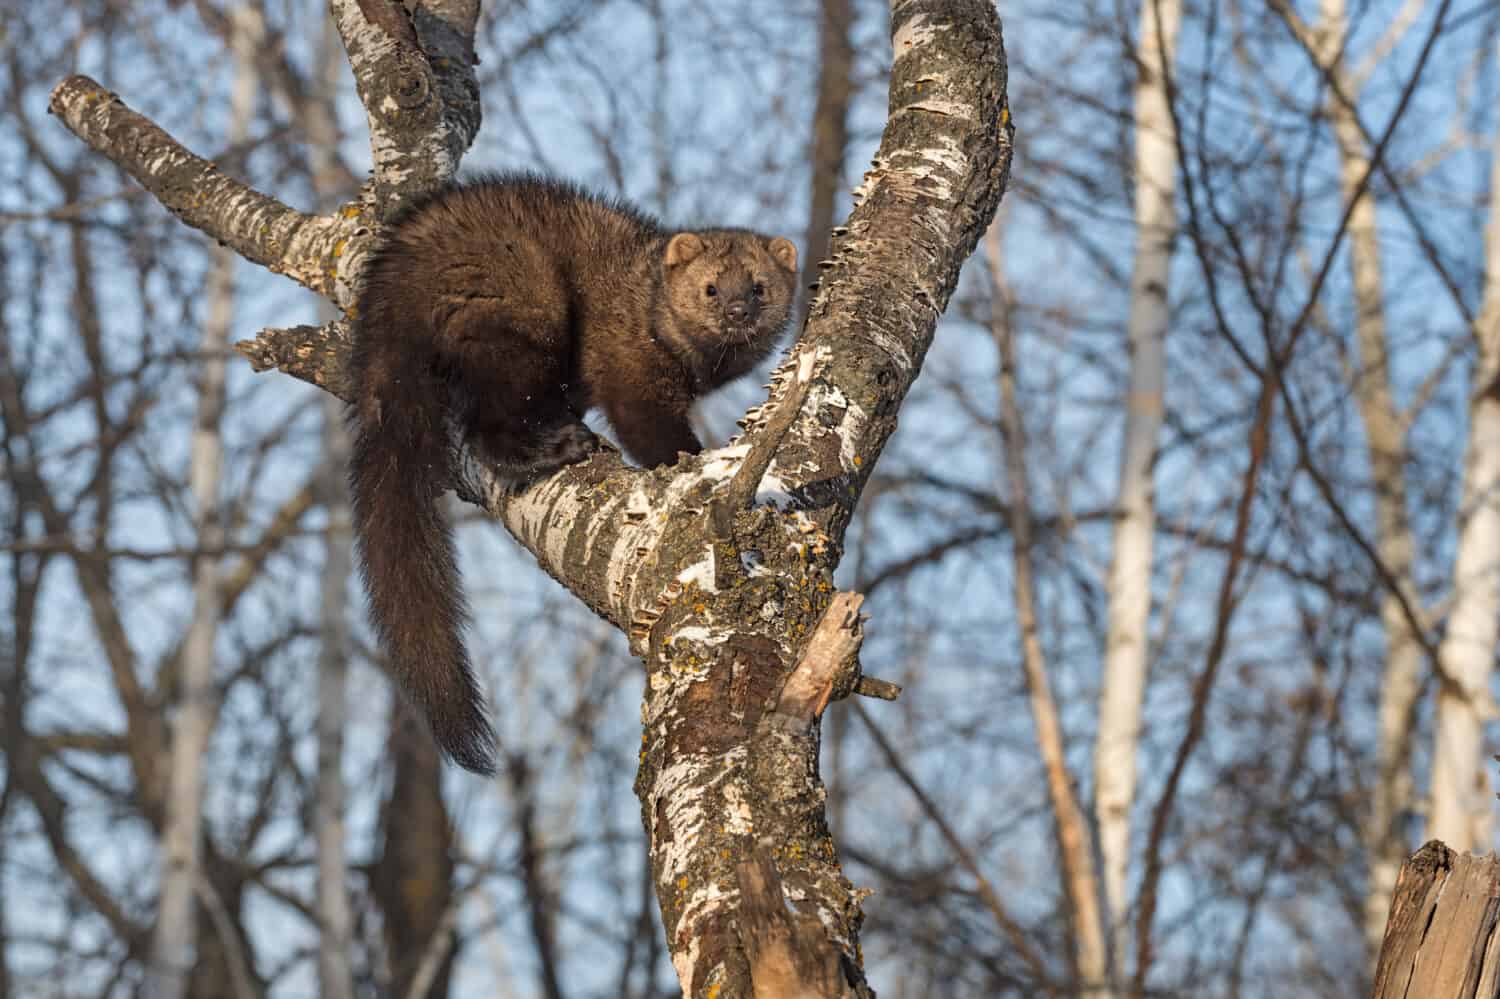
[[1372, 841, 1500, 998]]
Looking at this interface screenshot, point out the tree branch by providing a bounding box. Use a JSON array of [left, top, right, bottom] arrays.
[[47, 75, 365, 302], [331, 0, 482, 210], [50, 0, 1012, 991]]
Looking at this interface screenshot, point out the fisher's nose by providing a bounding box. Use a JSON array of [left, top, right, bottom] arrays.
[[726, 299, 752, 322]]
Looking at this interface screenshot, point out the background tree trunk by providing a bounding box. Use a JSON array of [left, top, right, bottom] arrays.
[[147, 9, 261, 995], [1092, 0, 1181, 979], [989, 219, 1111, 992], [800, 0, 854, 325], [1310, 0, 1427, 960], [315, 392, 357, 999], [371, 709, 457, 999], [310, 11, 357, 997], [1427, 37, 1500, 850]]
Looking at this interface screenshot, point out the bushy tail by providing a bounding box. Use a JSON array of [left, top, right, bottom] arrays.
[[348, 377, 497, 775]]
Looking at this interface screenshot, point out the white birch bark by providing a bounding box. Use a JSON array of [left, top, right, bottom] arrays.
[[1302, 0, 1431, 957], [1427, 55, 1500, 850], [1093, 0, 1181, 972], [314, 385, 356, 999], [308, 11, 356, 995], [61, 1, 1012, 986], [1336, 107, 1427, 971], [146, 9, 261, 995]]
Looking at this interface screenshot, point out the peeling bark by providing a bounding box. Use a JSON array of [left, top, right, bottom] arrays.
[[736, 851, 857, 998], [50, 0, 1011, 991]]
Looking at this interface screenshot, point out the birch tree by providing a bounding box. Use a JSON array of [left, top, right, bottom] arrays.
[[147, 9, 261, 995], [1127, 0, 1463, 988], [1267, 0, 1432, 958], [305, 9, 359, 995], [1092, 0, 1181, 975], [988, 219, 1111, 992], [1270, 0, 1495, 951], [23, 0, 1493, 993], [49, 1, 1012, 993], [1427, 41, 1500, 855], [314, 395, 356, 999]]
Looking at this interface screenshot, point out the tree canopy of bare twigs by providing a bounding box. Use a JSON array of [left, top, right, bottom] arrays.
[[5, 0, 1500, 997]]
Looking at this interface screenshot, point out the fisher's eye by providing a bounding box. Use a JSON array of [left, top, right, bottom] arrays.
[[705, 284, 718, 297], [752, 282, 765, 297]]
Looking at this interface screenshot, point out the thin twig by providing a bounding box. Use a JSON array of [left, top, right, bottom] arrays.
[[853, 701, 1056, 993]]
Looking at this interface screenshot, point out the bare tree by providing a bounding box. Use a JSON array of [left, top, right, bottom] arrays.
[[13, 0, 1500, 995], [314, 390, 357, 999], [49, 0, 1011, 992], [1427, 34, 1500, 856], [310, 5, 359, 984], [801, 0, 855, 324], [1265, 0, 1434, 961], [148, 10, 262, 994], [987, 217, 1111, 992], [1092, 0, 1181, 979], [1267, 0, 1500, 955]]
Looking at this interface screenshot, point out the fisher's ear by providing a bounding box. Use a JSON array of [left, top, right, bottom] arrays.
[[766, 236, 797, 273], [665, 233, 706, 267]]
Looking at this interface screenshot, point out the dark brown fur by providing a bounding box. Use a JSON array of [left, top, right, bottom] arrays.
[[347, 174, 797, 774]]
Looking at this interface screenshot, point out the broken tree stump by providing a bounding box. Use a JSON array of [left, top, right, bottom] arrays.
[[1372, 840, 1500, 998]]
